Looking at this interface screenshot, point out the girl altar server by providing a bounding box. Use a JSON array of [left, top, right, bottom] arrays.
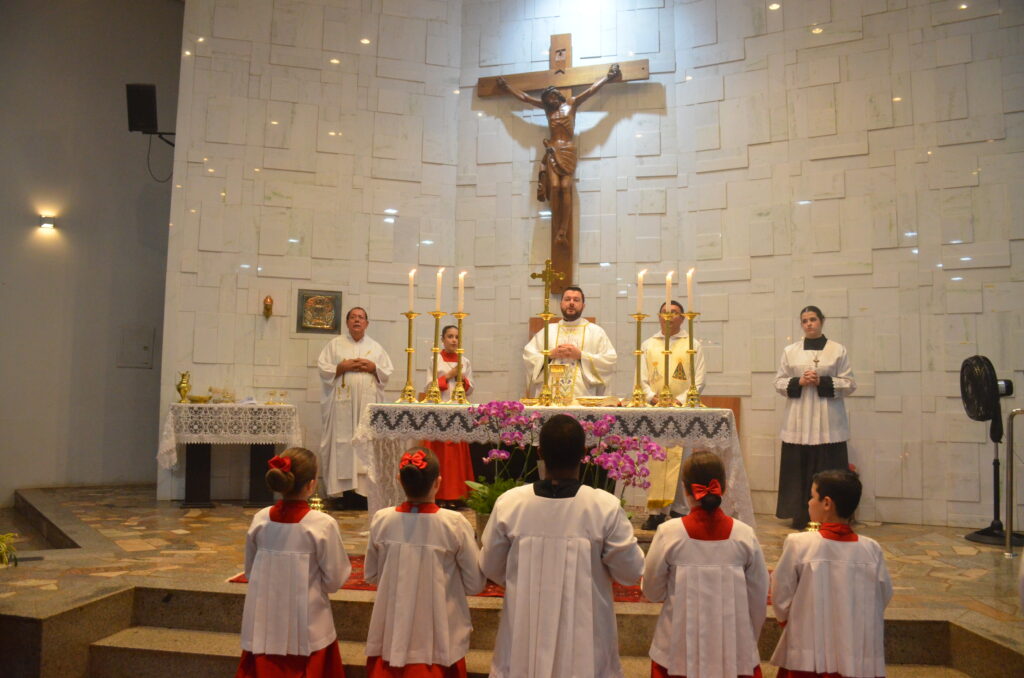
[[364, 447, 486, 678], [770, 469, 893, 678], [423, 325, 475, 506], [774, 305, 857, 529], [236, 447, 351, 678], [642, 451, 769, 678]]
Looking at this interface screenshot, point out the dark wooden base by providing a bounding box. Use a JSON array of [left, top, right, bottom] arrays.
[[180, 443, 214, 508], [244, 444, 277, 508]]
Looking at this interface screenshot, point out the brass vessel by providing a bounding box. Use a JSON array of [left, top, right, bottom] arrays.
[[176, 371, 192, 403]]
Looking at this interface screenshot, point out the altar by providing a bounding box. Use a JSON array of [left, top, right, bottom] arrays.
[[352, 403, 754, 525]]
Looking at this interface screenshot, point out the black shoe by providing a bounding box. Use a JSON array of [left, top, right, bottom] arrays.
[[642, 514, 668, 531]]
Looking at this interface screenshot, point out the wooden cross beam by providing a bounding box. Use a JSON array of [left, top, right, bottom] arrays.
[[477, 34, 650, 97]]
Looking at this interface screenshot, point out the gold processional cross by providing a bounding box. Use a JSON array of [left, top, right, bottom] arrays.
[[478, 34, 649, 295]]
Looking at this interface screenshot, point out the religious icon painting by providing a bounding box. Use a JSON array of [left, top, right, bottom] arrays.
[[296, 289, 342, 334]]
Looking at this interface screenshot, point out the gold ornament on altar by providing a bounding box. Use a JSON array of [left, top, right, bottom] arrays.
[[176, 371, 191, 403], [307, 493, 326, 512], [530, 259, 564, 406]]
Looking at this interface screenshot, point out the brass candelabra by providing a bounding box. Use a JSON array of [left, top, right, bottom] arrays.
[[449, 312, 470, 404], [681, 311, 705, 408], [537, 312, 556, 406], [421, 310, 447, 404], [626, 312, 649, 407], [656, 311, 680, 407], [396, 311, 420, 403]]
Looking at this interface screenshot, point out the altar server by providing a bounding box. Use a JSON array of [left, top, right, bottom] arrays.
[[774, 305, 856, 529], [236, 447, 351, 678], [523, 286, 617, 399], [639, 299, 707, 530], [771, 469, 892, 678], [317, 307, 394, 499], [364, 447, 486, 678], [642, 451, 768, 678], [423, 325, 475, 505], [480, 414, 645, 678]]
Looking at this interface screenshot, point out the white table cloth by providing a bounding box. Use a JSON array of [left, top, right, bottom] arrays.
[[353, 403, 754, 525], [157, 403, 303, 469]]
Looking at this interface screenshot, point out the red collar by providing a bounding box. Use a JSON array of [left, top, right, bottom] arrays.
[[441, 350, 459, 362], [269, 500, 311, 523], [818, 522, 858, 541], [396, 501, 440, 514], [682, 507, 733, 540]]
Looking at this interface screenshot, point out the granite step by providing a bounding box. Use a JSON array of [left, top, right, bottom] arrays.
[[88, 626, 970, 678]]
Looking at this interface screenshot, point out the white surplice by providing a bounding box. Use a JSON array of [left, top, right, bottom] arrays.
[[317, 333, 394, 497], [774, 339, 856, 445], [425, 351, 474, 400], [364, 506, 486, 667], [522, 318, 617, 398], [642, 516, 768, 678], [240, 508, 351, 656], [480, 484, 645, 678], [770, 531, 893, 677]]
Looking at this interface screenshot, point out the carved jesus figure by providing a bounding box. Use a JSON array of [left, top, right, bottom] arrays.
[[497, 63, 621, 248]]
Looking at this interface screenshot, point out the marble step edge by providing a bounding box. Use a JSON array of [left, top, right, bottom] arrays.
[[87, 627, 973, 678]]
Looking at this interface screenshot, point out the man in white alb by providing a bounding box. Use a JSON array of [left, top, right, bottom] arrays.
[[317, 307, 394, 500], [639, 300, 706, 530], [522, 286, 616, 399]]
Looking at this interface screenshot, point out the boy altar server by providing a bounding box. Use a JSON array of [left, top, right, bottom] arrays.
[[480, 414, 645, 678], [771, 469, 893, 678]]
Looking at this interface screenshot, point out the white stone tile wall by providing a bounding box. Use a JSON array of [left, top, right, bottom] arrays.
[[161, 0, 1024, 529]]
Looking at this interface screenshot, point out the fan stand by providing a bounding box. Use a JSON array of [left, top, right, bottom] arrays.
[[964, 442, 1024, 547]]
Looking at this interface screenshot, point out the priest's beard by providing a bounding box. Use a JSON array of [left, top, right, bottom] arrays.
[[562, 309, 582, 322]]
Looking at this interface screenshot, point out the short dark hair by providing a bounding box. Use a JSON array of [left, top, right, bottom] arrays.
[[659, 299, 685, 314], [812, 469, 861, 519], [346, 306, 368, 321], [562, 286, 585, 304], [800, 305, 825, 322], [399, 446, 441, 499], [539, 414, 586, 471], [441, 324, 458, 338], [682, 451, 726, 511], [541, 86, 566, 104]]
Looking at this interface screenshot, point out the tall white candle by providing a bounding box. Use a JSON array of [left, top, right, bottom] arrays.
[[665, 270, 674, 313], [636, 269, 647, 313], [435, 267, 445, 312], [458, 271, 467, 312], [407, 268, 416, 312], [686, 268, 695, 312]]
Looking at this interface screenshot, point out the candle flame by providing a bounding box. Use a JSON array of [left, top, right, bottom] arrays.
[[459, 270, 467, 280], [638, 269, 647, 279], [666, 270, 674, 282], [437, 267, 445, 276], [687, 267, 695, 276]]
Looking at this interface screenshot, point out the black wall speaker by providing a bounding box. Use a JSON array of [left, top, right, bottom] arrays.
[[126, 84, 158, 134]]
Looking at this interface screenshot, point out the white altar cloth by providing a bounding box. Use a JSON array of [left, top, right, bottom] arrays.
[[353, 403, 754, 525], [157, 403, 303, 470]]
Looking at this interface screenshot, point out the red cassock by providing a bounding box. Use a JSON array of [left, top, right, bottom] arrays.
[[423, 351, 475, 501]]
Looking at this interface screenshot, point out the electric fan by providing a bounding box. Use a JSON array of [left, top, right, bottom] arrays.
[[959, 356, 1021, 546]]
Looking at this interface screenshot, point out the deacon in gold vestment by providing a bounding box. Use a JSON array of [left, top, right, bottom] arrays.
[[639, 300, 706, 529]]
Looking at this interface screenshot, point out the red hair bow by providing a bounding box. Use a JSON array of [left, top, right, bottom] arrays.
[[268, 456, 292, 472], [691, 479, 722, 500], [399, 450, 427, 470]]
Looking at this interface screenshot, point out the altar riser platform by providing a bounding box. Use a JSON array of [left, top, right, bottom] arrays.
[[7, 584, 1014, 678]]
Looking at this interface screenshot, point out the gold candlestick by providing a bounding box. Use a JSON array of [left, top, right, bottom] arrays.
[[681, 311, 705, 408], [537, 312, 557, 406], [626, 312, 649, 407], [449, 312, 470, 404], [396, 311, 420, 403], [421, 310, 447, 404], [656, 311, 679, 407]]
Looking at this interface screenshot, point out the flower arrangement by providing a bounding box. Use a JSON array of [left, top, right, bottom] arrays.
[[464, 402, 666, 514], [0, 532, 18, 567]]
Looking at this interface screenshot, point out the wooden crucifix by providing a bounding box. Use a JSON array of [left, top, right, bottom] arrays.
[[478, 34, 649, 294]]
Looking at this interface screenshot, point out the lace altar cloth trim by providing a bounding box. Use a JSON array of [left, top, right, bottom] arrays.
[[353, 404, 754, 527], [157, 404, 303, 470]]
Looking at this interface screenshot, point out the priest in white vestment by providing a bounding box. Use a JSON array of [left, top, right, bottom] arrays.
[[481, 414, 645, 678], [639, 300, 706, 530], [522, 286, 617, 399], [317, 307, 394, 498]]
